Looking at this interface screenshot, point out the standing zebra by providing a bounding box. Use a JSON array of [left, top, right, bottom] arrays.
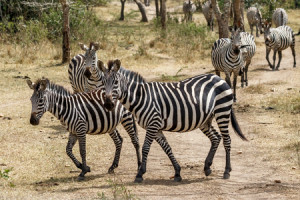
[[183, 0, 196, 22], [246, 6, 263, 37], [101, 59, 247, 182], [211, 28, 248, 101], [262, 22, 297, 70], [202, 0, 214, 31], [272, 8, 288, 27], [27, 78, 141, 180]]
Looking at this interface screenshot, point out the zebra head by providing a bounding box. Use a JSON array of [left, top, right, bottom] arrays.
[[79, 42, 99, 75], [229, 26, 243, 55], [100, 59, 126, 111], [27, 78, 49, 126], [261, 21, 272, 45]]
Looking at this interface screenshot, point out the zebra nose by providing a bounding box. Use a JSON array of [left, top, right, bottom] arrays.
[[30, 113, 39, 125], [104, 95, 115, 111]]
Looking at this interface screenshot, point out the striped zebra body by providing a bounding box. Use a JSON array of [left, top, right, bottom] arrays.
[[272, 8, 288, 27], [211, 29, 245, 101], [183, 0, 196, 22], [202, 0, 214, 31], [240, 32, 256, 87], [68, 43, 141, 172], [246, 6, 262, 37], [263, 24, 296, 70], [102, 60, 247, 182], [27, 78, 140, 180]]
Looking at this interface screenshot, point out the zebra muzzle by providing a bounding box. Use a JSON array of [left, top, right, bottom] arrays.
[[104, 96, 115, 111], [30, 113, 39, 125]]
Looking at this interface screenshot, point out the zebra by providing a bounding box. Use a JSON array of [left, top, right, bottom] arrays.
[[262, 22, 298, 70], [211, 27, 248, 101], [100, 59, 247, 183], [246, 6, 263, 37], [202, 0, 214, 31], [68, 42, 101, 93], [272, 8, 288, 27], [183, 0, 196, 22], [27, 78, 141, 180], [233, 30, 256, 87]]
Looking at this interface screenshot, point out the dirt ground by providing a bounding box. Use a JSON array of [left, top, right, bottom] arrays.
[[0, 1, 300, 200]]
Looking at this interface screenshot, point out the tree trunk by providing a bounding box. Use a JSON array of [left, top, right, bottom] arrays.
[[211, 0, 231, 38], [119, 0, 126, 21], [133, 0, 148, 22], [155, 0, 159, 18], [160, 0, 166, 29], [61, 0, 70, 64], [233, 0, 245, 31]]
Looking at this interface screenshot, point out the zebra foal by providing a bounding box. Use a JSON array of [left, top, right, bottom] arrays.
[[262, 22, 298, 70], [211, 27, 249, 101], [272, 8, 288, 27], [27, 78, 140, 180], [183, 0, 196, 22], [101, 59, 247, 183], [246, 6, 263, 37]]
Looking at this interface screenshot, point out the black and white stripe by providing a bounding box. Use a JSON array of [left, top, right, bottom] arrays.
[[272, 8, 288, 27], [202, 0, 214, 31], [262, 23, 296, 70], [246, 6, 262, 37], [27, 78, 141, 180], [183, 0, 196, 22], [211, 28, 246, 101], [101, 60, 247, 183]]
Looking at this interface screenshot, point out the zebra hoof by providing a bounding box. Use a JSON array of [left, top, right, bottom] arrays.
[[205, 168, 212, 176], [223, 172, 230, 179], [134, 176, 143, 183], [108, 168, 115, 174], [174, 175, 182, 182], [77, 175, 85, 181]]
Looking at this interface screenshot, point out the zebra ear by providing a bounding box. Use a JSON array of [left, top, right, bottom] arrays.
[[26, 79, 34, 90], [98, 60, 108, 73], [39, 79, 48, 91], [79, 43, 88, 51], [93, 42, 100, 51], [112, 59, 121, 72]]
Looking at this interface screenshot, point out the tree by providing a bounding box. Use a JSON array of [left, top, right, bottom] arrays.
[[160, 0, 166, 29], [233, 0, 245, 31], [60, 0, 70, 63], [119, 0, 126, 20], [133, 0, 148, 22], [211, 0, 231, 38]]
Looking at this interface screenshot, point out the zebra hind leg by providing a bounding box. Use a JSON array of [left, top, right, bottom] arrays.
[[66, 133, 84, 170], [77, 134, 91, 181], [155, 131, 182, 182], [108, 130, 123, 174], [291, 43, 296, 68], [276, 51, 282, 70], [200, 122, 222, 177]]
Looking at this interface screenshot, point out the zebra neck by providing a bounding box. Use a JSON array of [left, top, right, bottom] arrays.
[[48, 92, 72, 124]]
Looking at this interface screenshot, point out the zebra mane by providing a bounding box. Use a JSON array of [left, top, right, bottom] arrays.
[[35, 78, 72, 96], [107, 60, 146, 83]]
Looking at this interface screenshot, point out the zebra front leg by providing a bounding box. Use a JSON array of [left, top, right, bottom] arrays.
[[66, 133, 83, 170], [134, 129, 155, 183], [272, 50, 277, 71], [77, 134, 91, 181], [224, 73, 232, 88], [240, 68, 245, 88], [108, 130, 123, 174], [266, 47, 273, 69], [245, 61, 250, 87], [120, 111, 141, 171], [275, 51, 282, 70], [233, 74, 238, 102], [255, 24, 259, 37], [155, 131, 182, 182], [200, 124, 222, 177]]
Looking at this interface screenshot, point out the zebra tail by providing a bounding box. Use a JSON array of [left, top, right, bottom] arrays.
[[294, 30, 300, 36], [231, 109, 248, 141]]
